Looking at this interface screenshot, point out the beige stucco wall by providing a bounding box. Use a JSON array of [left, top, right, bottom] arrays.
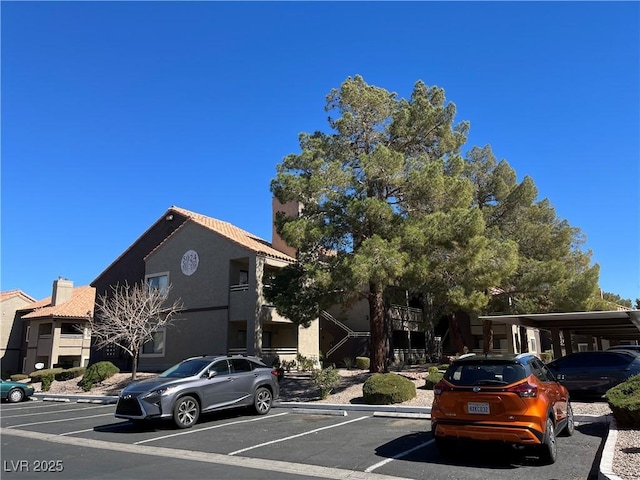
[[298, 318, 320, 365], [23, 319, 91, 372], [327, 298, 370, 332], [142, 222, 317, 367], [138, 311, 229, 372], [1, 296, 32, 373]]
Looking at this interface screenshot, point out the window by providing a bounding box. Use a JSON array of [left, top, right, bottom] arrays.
[[38, 323, 52, 336], [263, 331, 272, 348], [61, 323, 81, 335], [230, 358, 253, 373], [105, 343, 117, 358], [25, 326, 30, 343], [146, 273, 169, 296], [209, 360, 230, 375], [236, 330, 246, 348], [239, 270, 249, 285], [531, 359, 555, 382], [142, 329, 166, 356]]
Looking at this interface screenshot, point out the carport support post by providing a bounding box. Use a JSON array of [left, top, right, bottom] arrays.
[[551, 327, 563, 359], [562, 329, 574, 355], [596, 336, 603, 351]]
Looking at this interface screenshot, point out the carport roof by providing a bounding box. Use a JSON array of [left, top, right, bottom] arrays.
[[479, 310, 640, 341]]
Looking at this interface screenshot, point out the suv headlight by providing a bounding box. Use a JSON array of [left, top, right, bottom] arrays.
[[141, 385, 179, 399]]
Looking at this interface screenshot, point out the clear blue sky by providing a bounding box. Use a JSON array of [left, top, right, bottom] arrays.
[[2, 1, 639, 304]]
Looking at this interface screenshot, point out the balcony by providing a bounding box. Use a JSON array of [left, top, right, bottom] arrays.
[[229, 284, 253, 322], [228, 347, 297, 362], [389, 305, 423, 332], [260, 305, 291, 324], [58, 334, 85, 348]]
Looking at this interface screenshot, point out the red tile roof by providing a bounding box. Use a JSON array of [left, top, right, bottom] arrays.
[[0, 290, 36, 303], [21, 286, 96, 320], [145, 206, 295, 262]]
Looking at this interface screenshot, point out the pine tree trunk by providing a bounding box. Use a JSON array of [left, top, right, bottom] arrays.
[[483, 320, 493, 354], [369, 283, 387, 373], [448, 312, 466, 355]]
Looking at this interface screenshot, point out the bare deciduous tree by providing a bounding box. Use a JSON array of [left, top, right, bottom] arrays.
[[90, 281, 183, 379]]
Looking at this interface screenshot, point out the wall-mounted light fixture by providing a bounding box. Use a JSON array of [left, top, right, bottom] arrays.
[[166, 214, 174, 221]]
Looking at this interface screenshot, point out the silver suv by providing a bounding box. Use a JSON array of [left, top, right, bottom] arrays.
[[115, 355, 279, 428]]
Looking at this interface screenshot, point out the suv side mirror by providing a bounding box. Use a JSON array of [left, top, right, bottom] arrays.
[[207, 370, 218, 379]]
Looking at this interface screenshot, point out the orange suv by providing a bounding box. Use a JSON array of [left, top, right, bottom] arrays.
[[431, 353, 574, 464]]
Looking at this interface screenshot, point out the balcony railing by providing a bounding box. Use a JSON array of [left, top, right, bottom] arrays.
[[228, 347, 298, 363], [230, 284, 249, 292]]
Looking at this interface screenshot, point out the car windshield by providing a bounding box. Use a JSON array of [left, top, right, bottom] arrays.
[[159, 359, 211, 378], [444, 362, 527, 386]]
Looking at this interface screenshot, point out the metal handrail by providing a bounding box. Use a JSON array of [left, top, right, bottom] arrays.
[[320, 310, 354, 333]]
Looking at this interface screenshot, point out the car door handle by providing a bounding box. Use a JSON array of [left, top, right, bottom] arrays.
[[226, 377, 235, 382]]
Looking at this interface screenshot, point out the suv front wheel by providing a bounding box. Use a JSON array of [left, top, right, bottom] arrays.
[[173, 395, 200, 428], [253, 387, 272, 415]]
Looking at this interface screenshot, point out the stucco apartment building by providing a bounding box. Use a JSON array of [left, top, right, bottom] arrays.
[[1, 290, 36, 375], [90, 205, 319, 372], [18, 278, 95, 373]]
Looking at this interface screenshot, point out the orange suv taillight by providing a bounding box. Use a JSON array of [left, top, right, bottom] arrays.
[[506, 381, 538, 398], [433, 381, 454, 395]]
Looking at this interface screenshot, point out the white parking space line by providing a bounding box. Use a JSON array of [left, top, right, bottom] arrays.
[[134, 412, 289, 444], [2, 428, 411, 480], [228, 415, 371, 456], [60, 428, 95, 436], [2, 404, 112, 418], [0, 402, 65, 411], [6, 413, 114, 429], [364, 439, 434, 473]]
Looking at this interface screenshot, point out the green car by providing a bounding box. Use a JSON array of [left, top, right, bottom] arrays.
[[1, 379, 35, 403]]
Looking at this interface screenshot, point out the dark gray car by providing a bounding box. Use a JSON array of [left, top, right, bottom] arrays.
[[547, 350, 640, 396], [115, 355, 279, 428]]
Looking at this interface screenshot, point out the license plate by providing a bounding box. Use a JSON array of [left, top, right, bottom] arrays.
[[467, 402, 490, 414]]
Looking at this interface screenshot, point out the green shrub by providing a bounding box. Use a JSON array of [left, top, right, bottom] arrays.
[[29, 368, 63, 384], [10, 374, 28, 382], [356, 356, 370, 370], [296, 354, 315, 372], [363, 373, 416, 405], [78, 361, 120, 392], [311, 366, 341, 399], [439, 364, 450, 371], [424, 371, 444, 389], [55, 367, 86, 381], [41, 373, 55, 391], [428, 366, 440, 374], [606, 374, 640, 428]]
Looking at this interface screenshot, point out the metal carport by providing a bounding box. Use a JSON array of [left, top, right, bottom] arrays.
[[479, 310, 640, 359]]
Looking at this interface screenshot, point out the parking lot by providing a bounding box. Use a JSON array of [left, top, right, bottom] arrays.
[[2, 400, 608, 479]]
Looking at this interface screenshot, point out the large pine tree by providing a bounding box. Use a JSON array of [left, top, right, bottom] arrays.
[[269, 76, 517, 372]]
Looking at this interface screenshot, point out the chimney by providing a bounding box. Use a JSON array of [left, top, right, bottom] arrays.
[[272, 197, 301, 259], [52, 277, 74, 306]]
